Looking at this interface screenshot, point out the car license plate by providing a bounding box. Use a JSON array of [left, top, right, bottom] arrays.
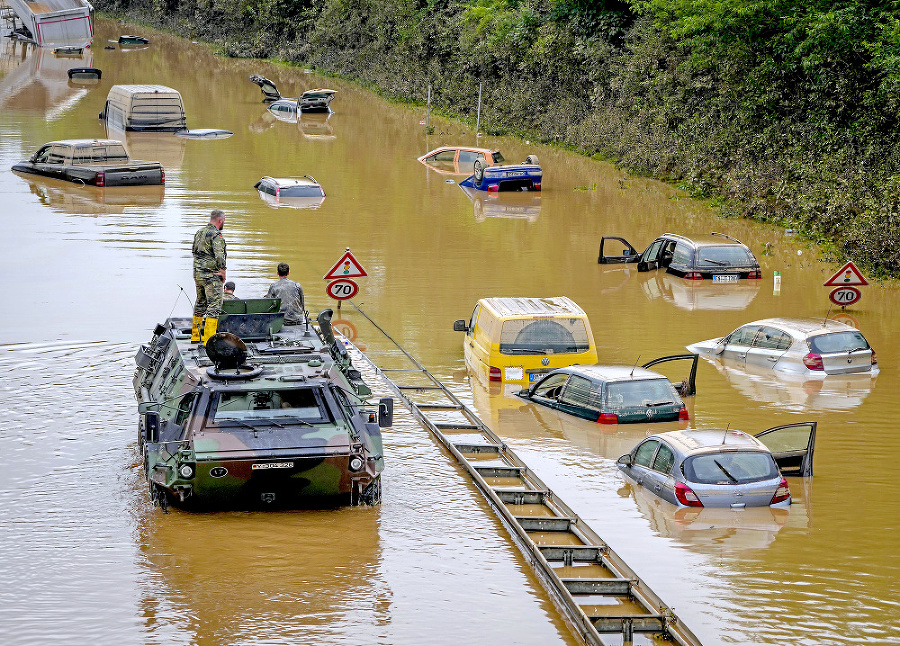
[[506, 171, 526, 177], [712, 274, 739, 282], [528, 371, 545, 382]]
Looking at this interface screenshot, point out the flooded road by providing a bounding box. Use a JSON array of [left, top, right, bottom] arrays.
[[1, 19, 898, 645]]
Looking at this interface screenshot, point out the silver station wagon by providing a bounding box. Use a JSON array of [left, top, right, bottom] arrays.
[[617, 423, 816, 508], [687, 317, 877, 376]]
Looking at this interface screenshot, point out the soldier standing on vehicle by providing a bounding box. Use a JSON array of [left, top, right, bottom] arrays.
[[265, 262, 305, 325], [192, 210, 227, 343]]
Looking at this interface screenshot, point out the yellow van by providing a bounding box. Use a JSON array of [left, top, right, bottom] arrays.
[[453, 297, 598, 383]]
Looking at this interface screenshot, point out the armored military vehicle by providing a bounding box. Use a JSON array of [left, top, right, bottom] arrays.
[[133, 302, 390, 510]]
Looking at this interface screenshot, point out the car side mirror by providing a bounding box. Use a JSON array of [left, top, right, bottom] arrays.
[[624, 248, 634, 256], [453, 319, 468, 332], [378, 397, 394, 428], [617, 454, 632, 467], [713, 339, 727, 355], [143, 412, 160, 443]]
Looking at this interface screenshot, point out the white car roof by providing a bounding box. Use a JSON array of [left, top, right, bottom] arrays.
[[654, 429, 768, 454], [744, 317, 858, 337], [566, 365, 668, 382]]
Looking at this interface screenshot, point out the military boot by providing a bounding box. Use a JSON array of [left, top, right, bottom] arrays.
[[190, 316, 202, 343], [202, 317, 219, 345]]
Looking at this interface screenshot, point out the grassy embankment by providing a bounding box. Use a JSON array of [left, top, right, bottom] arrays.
[[97, 0, 900, 276]]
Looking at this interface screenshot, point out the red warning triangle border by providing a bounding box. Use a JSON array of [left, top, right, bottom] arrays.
[[323, 250, 368, 280], [823, 261, 868, 286]]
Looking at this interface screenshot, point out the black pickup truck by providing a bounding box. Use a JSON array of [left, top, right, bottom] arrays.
[[12, 139, 164, 186]]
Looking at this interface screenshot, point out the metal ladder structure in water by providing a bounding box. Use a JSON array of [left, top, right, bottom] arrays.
[[348, 305, 703, 646]]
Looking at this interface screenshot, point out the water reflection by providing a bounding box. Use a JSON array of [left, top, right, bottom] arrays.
[[460, 186, 541, 223], [598, 265, 760, 310], [136, 507, 391, 642], [619, 481, 809, 553], [300, 112, 335, 140], [16, 171, 165, 213], [105, 123, 186, 168], [0, 39, 94, 119], [699, 355, 877, 412]]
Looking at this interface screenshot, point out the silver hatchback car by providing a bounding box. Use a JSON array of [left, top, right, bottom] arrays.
[[617, 423, 816, 508], [687, 317, 877, 376]]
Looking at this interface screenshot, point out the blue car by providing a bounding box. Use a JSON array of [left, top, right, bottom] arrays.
[[459, 154, 542, 192]]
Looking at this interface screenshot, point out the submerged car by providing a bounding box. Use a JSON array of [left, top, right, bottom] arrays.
[[599, 233, 762, 281], [454, 297, 598, 384], [688, 317, 877, 376], [516, 358, 697, 424], [267, 98, 298, 122], [460, 154, 542, 192], [617, 423, 817, 508], [254, 176, 326, 209], [418, 146, 506, 175]]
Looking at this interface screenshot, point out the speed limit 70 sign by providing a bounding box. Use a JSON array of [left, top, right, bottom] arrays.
[[326, 279, 359, 301], [829, 286, 861, 307]]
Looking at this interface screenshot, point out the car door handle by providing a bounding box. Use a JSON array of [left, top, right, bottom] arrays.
[[767, 356, 778, 362], [654, 484, 662, 492], [636, 479, 643, 486], [738, 353, 746, 359]]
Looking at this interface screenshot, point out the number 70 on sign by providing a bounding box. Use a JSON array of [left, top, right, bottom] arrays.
[[326, 279, 359, 301]]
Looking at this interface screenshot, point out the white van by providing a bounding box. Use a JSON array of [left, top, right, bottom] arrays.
[[100, 85, 187, 131]]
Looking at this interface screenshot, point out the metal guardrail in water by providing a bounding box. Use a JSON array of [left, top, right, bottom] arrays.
[[347, 304, 703, 646]]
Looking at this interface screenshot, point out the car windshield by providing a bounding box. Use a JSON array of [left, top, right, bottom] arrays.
[[695, 245, 756, 268], [212, 388, 330, 423], [499, 318, 590, 355], [491, 152, 505, 163], [605, 379, 677, 408], [683, 451, 779, 484], [808, 331, 870, 354]]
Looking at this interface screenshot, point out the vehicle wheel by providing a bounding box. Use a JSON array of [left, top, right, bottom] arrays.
[[525, 154, 539, 166], [473, 159, 484, 184]]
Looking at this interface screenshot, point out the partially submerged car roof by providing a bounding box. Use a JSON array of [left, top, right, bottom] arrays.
[[653, 429, 769, 454], [743, 317, 858, 337], [565, 365, 669, 382], [417, 146, 498, 161], [262, 176, 321, 187], [40, 139, 124, 147], [661, 233, 750, 247], [479, 296, 587, 318]]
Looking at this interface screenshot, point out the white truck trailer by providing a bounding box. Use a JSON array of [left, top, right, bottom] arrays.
[[4, 0, 93, 47]]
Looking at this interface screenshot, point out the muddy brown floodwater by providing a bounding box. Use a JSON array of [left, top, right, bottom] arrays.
[[1, 18, 898, 646]]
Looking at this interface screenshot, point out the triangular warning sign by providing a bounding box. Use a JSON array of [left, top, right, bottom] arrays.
[[323, 250, 368, 280], [824, 261, 868, 287]]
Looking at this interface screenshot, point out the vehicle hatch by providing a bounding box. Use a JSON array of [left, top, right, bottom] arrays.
[[808, 331, 873, 374]]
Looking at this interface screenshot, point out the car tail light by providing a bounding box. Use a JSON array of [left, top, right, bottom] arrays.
[[871, 349, 877, 365], [684, 272, 703, 280], [597, 413, 618, 424], [675, 482, 703, 507], [95, 171, 105, 187], [275, 186, 280, 197], [489, 366, 501, 381], [803, 352, 824, 371], [160, 167, 165, 184], [748, 270, 761, 279], [487, 185, 499, 192], [678, 407, 690, 420], [533, 183, 541, 191], [770, 477, 790, 504]]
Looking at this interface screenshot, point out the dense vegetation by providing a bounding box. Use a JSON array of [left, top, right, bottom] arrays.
[[98, 0, 900, 274]]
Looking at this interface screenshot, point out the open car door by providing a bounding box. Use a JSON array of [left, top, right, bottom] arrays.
[[754, 422, 816, 477], [598, 237, 640, 264], [641, 353, 699, 396]]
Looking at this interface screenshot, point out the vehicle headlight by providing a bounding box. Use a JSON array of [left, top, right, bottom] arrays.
[[179, 464, 195, 479], [349, 457, 364, 471]]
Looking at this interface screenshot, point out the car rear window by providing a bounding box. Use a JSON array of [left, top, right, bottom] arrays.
[[606, 379, 677, 408], [808, 331, 870, 354], [491, 152, 505, 163], [695, 245, 756, 268], [279, 184, 323, 197], [499, 318, 590, 355], [683, 451, 779, 484]]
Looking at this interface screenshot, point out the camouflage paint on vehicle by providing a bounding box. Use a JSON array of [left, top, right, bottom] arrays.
[[133, 305, 387, 509]]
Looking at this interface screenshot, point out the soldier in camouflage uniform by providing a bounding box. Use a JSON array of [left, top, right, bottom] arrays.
[[223, 282, 237, 300], [192, 210, 227, 343], [265, 262, 305, 325]]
